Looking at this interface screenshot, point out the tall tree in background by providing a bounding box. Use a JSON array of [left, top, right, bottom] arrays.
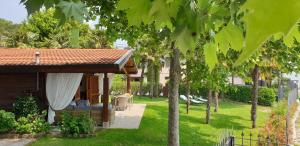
[[6, 9, 111, 48], [0, 19, 19, 47]]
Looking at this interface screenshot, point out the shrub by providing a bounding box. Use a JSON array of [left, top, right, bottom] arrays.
[[224, 85, 276, 106], [140, 83, 151, 95], [16, 117, 33, 134], [59, 112, 95, 136], [15, 111, 50, 134], [258, 87, 276, 106], [179, 82, 208, 97], [111, 79, 140, 95], [139, 82, 163, 96], [13, 96, 39, 118], [225, 85, 251, 103], [259, 100, 295, 144], [0, 110, 16, 133]]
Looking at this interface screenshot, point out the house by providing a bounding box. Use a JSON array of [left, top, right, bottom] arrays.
[[0, 48, 137, 127]]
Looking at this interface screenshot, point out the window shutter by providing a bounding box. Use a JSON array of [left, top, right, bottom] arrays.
[[86, 75, 100, 105]]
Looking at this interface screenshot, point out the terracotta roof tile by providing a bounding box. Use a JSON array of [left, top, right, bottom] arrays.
[[0, 48, 130, 66]]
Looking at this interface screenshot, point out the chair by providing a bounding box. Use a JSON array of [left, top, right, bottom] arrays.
[[115, 96, 129, 111], [190, 95, 208, 102], [180, 95, 203, 104]]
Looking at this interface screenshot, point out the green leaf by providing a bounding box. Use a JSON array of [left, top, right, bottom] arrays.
[[204, 42, 218, 72], [57, 0, 88, 22], [236, 0, 300, 65], [21, 0, 45, 15], [283, 24, 300, 47], [209, 3, 230, 19], [215, 22, 244, 54], [117, 0, 152, 26], [149, 0, 181, 29], [174, 27, 196, 54], [272, 33, 284, 41]]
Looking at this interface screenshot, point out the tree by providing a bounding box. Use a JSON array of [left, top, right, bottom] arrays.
[[249, 64, 259, 128], [5, 9, 111, 48], [168, 43, 181, 146], [0, 19, 19, 47]]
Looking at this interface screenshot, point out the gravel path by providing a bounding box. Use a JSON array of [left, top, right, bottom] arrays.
[[110, 104, 146, 129]]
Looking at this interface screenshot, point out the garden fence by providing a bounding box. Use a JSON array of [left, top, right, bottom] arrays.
[[287, 80, 298, 110], [216, 131, 289, 146]]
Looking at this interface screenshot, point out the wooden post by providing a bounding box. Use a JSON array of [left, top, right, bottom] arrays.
[[102, 73, 109, 128], [127, 75, 131, 94]]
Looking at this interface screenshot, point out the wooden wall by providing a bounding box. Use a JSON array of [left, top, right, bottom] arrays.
[[0, 73, 47, 111]]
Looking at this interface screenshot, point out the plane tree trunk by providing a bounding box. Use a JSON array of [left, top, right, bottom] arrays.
[[139, 58, 146, 95], [206, 89, 212, 124], [168, 44, 180, 146], [186, 80, 190, 114], [214, 91, 219, 112], [251, 64, 259, 128], [185, 59, 191, 114], [148, 61, 155, 97], [153, 64, 160, 97]]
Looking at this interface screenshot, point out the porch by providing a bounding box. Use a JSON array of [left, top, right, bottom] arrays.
[[0, 48, 138, 128]]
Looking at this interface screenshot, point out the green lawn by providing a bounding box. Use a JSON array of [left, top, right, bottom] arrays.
[[29, 96, 271, 146]]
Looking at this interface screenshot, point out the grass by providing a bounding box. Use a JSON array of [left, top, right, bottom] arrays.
[[29, 96, 271, 146]]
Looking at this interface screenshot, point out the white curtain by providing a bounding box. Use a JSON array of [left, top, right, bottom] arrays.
[[98, 73, 114, 95], [46, 73, 83, 124]]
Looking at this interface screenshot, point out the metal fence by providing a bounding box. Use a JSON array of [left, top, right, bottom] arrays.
[[217, 79, 298, 146], [216, 131, 289, 146], [287, 80, 298, 110]]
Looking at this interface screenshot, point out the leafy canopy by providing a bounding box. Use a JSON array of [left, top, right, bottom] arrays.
[[235, 0, 300, 64], [20, 0, 300, 71]]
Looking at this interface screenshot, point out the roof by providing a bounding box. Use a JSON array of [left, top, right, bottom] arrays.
[[0, 48, 137, 74]]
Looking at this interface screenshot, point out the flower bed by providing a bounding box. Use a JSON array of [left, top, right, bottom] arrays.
[[259, 100, 298, 145]]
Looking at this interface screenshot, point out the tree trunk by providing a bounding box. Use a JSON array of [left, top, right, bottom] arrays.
[[153, 64, 160, 97], [186, 80, 190, 114], [214, 91, 219, 112], [139, 58, 146, 96], [206, 89, 212, 124], [251, 64, 259, 128], [186, 59, 191, 114], [278, 71, 283, 101], [168, 44, 180, 146], [231, 73, 234, 85], [148, 61, 155, 97]]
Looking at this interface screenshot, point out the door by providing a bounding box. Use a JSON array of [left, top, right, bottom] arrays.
[[86, 75, 100, 105]]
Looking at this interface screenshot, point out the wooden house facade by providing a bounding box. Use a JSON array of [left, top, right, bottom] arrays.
[[0, 48, 137, 127]]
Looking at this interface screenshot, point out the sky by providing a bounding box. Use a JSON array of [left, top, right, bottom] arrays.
[[0, 0, 128, 48], [0, 0, 27, 23]]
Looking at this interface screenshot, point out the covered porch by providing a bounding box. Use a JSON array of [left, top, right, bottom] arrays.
[[0, 48, 137, 128]]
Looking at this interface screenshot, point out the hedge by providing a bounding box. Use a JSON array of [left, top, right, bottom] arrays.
[[224, 85, 276, 106], [179, 83, 208, 97], [111, 81, 139, 95]]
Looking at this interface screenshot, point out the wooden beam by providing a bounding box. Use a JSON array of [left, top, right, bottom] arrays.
[[102, 73, 109, 128], [127, 74, 131, 94]]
